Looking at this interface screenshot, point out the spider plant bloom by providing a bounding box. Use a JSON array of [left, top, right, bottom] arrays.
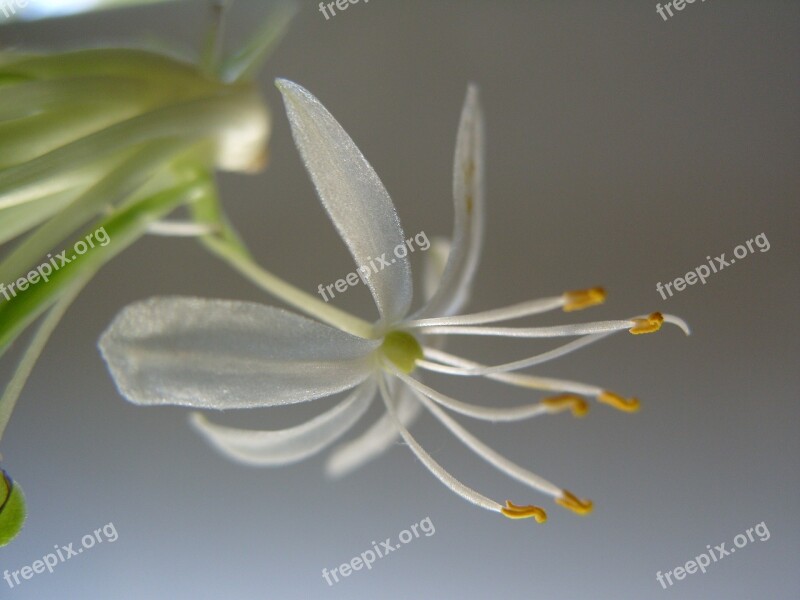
[[100, 79, 689, 523]]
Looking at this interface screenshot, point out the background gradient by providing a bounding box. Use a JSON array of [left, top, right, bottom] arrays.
[[1, 1, 798, 598]]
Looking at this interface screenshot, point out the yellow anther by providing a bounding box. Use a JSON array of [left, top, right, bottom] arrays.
[[542, 394, 589, 417], [629, 312, 664, 334], [501, 500, 548, 523], [555, 490, 593, 516], [598, 390, 640, 413], [563, 287, 606, 312]]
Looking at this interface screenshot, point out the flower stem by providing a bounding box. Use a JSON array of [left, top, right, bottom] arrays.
[[190, 186, 375, 339]]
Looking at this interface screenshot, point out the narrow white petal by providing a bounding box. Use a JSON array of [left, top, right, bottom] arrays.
[[189, 379, 376, 467], [415, 84, 485, 319], [99, 297, 380, 409], [276, 79, 412, 325], [325, 377, 421, 478], [378, 375, 502, 513]]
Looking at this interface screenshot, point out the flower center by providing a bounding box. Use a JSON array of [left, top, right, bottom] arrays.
[[380, 331, 423, 374]]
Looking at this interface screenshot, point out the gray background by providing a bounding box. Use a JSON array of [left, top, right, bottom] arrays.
[[1, 1, 798, 598]]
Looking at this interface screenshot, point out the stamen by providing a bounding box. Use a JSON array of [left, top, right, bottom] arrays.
[[376, 376, 505, 514], [542, 394, 589, 417], [416, 312, 689, 377], [419, 319, 637, 339], [393, 371, 554, 422], [418, 351, 640, 416], [629, 312, 664, 334], [501, 500, 547, 523], [406, 383, 565, 499], [405, 296, 565, 328], [563, 287, 606, 312], [598, 390, 640, 413], [420, 347, 602, 396], [555, 489, 593, 516], [419, 331, 618, 376]]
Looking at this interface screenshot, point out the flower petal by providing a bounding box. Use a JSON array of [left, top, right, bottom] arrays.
[[416, 84, 485, 319], [276, 79, 412, 325], [189, 379, 376, 467], [99, 297, 380, 409], [325, 379, 421, 478]]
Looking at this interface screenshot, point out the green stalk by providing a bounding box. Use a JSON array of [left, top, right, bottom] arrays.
[[0, 176, 205, 358], [190, 189, 375, 339]]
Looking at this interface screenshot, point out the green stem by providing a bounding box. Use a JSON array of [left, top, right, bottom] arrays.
[[0, 177, 205, 358], [190, 186, 375, 339]]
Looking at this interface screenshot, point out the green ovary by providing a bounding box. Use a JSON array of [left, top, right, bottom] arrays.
[[380, 331, 423, 374]]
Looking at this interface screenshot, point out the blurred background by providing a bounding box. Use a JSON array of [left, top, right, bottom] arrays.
[[0, 1, 798, 598]]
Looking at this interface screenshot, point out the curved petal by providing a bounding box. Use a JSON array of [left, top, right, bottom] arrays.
[[415, 84, 485, 319], [276, 79, 412, 325], [189, 379, 376, 467], [99, 297, 380, 409], [325, 376, 421, 478]]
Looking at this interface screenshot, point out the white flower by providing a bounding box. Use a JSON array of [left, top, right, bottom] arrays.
[[99, 80, 689, 523]]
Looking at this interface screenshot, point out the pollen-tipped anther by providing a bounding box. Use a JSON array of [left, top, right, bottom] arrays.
[[542, 394, 589, 417], [629, 312, 664, 334], [555, 490, 593, 515], [501, 500, 548, 523], [598, 390, 640, 413], [563, 287, 606, 312]]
